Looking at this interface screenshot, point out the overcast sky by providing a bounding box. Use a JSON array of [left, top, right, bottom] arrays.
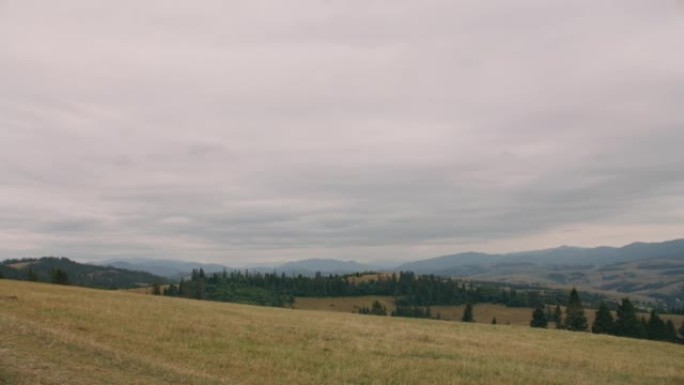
[[1, 1, 683, 266]]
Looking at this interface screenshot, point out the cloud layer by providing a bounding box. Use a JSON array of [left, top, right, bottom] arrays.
[[1, 0, 683, 264]]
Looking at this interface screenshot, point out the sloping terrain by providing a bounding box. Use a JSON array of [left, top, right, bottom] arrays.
[[1, 280, 683, 385], [0, 257, 170, 289]]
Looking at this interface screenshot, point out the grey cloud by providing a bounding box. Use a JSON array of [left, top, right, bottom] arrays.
[[1, 0, 683, 264]]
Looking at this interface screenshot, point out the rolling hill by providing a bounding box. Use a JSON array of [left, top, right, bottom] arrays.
[[1, 280, 683, 385], [396, 238, 684, 273], [98, 258, 232, 279], [0, 257, 171, 289]]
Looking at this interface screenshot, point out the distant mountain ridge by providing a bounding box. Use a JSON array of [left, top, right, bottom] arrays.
[[275, 258, 378, 275], [94, 238, 684, 278], [397, 238, 684, 274], [99, 258, 232, 279]]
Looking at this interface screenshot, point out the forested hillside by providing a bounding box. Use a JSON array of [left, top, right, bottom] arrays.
[[0, 257, 171, 289]]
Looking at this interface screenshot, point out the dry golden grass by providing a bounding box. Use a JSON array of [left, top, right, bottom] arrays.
[[1, 280, 683, 385], [294, 296, 684, 326]]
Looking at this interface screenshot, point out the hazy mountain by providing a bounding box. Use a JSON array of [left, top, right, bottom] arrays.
[[274, 259, 378, 275], [396, 238, 684, 274], [99, 258, 231, 279]]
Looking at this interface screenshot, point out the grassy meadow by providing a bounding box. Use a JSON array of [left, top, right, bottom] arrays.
[[294, 296, 684, 326], [2, 280, 683, 385]]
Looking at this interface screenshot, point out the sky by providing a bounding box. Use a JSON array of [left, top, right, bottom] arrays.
[[1, 1, 683, 266]]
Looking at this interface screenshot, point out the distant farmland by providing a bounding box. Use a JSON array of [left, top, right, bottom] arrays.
[[294, 296, 684, 326], [2, 280, 683, 385]]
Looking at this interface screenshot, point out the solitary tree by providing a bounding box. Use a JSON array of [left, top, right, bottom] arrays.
[[530, 304, 548, 328], [491, 316, 497, 325], [462, 303, 475, 323], [564, 288, 588, 331], [591, 302, 615, 334]]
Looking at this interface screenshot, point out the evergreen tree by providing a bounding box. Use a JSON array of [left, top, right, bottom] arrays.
[[664, 320, 678, 343], [491, 316, 497, 325], [151, 282, 161, 295], [591, 302, 614, 334], [370, 300, 387, 316], [26, 268, 38, 282], [530, 304, 548, 328], [462, 303, 475, 323], [50, 268, 70, 285], [646, 310, 666, 341], [615, 298, 642, 338], [554, 304, 563, 329], [545, 306, 554, 324], [564, 288, 588, 331]]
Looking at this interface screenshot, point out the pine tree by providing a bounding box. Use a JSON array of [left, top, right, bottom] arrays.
[[646, 310, 666, 341], [554, 304, 563, 329], [545, 306, 554, 324], [50, 268, 70, 285], [664, 320, 678, 343], [462, 303, 475, 323], [370, 300, 387, 316], [591, 302, 614, 334], [564, 288, 588, 331], [491, 317, 497, 325], [615, 298, 642, 338], [530, 304, 548, 328], [26, 268, 38, 282]]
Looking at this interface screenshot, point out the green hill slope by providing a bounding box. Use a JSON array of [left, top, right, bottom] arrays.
[[1, 280, 682, 385], [0, 257, 171, 289]]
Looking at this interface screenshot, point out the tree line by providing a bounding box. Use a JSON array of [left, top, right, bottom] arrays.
[[162, 270, 684, 344], [163, 269, 600, 309], [528, 288, 683, 344]]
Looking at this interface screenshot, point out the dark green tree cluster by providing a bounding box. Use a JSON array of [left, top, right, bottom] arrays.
[[564, 288, 588, 331], [162, 269, 570, 311], [50, 268, 70, 285], [531, 290, 683, 344], [591, 302, 614, 334], [530, 304, 548, 328], [590, 298, 679, 343], [391, 305, 432, 318], [358, 300, 387, 316]]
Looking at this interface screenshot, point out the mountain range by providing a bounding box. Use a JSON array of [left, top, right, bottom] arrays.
[[96, 238, 684, 277], [93, 238, 683, 307]]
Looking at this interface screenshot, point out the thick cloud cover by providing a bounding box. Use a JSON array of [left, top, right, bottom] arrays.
[[1, 0, 683, 264]]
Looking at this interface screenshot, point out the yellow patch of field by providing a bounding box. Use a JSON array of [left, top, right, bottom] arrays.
[[345, 273, 392, 284], [119, 285, 170, 295], [5, 262, 34, 270], [1, 280, 683, 385], [294, 296, 395, 313]]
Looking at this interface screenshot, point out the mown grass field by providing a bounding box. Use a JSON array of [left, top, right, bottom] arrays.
[[2, 280, 683, 385]]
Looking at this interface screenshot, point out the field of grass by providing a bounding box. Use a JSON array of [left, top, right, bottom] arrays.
[[294, 296, 684, 326], [2, 280, 683, 385]]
